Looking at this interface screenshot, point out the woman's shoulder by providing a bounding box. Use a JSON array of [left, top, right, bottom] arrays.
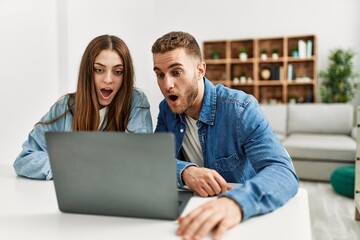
[[52, 94, 72, 107], [36, 94, 73, 127], [46, 94, 74, 115], [131, 88, 150, 108], [132, 87, 147, 98]]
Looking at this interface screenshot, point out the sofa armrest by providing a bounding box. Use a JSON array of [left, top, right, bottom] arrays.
[[351, 126, 357, 140]]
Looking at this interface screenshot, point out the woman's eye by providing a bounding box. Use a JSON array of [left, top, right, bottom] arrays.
[[94, 68, 103, 73], [114, 70, 123, 75]]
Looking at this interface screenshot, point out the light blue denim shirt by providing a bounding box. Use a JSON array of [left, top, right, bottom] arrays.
[[155, 78, 299, 221], [14, 88, 153, 180]]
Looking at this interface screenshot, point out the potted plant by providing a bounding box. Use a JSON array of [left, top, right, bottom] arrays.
[[240, 72, 247, 83], [288, 94, 297, 104], [238, 48, 248, 61], [211, 49, 221, 59], [319, 48, 359, 103], [260, 49, 267, 61], [272, 49, 279, 60], [291, 48, 299, 58]]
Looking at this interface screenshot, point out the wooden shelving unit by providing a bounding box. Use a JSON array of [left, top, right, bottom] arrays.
[[203, 35, 317, 104], [356, 107, 360, 221]]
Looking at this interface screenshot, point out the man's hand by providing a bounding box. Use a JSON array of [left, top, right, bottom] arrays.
[[182, 166, 232, 197], [176, 197, 242, 240]]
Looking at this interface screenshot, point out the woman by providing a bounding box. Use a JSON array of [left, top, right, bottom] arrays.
[[14, 35, 153, 180]]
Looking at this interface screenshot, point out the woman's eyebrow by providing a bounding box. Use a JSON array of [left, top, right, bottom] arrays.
[[94, 63, 124, 67]]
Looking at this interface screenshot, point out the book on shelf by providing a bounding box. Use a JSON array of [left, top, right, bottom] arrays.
[[306, 40, 313, 57], [295, 77, 311, 83], [279, 66, 285, 81], [287, 64, 294, 81], [298, 40, 306, 59], [271, 65, 280, 80]]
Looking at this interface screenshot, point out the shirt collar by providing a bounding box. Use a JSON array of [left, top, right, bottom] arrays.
[[198, 77, 216, 125]]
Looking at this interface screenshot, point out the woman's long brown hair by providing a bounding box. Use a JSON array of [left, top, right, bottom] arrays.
[[38, 35, 134, 131]]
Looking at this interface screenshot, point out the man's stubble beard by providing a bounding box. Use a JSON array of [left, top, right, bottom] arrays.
[[171, 74, 198, 115]]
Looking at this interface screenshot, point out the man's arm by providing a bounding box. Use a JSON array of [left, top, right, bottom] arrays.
[[176, 97, 298, 239]]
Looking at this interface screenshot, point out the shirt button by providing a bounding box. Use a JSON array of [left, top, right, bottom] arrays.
[[180, 129, 184, 133]]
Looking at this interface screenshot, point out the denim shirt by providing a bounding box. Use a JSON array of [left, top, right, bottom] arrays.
[[155, 78, 299, 221], [14, 88, 153, 180]]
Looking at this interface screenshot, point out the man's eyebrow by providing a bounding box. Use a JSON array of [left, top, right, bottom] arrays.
[[169, 63, 182, 68], [153, 63, 183, 71]]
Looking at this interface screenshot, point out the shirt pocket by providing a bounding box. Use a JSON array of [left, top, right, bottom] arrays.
[[213, 153, 244, 183]]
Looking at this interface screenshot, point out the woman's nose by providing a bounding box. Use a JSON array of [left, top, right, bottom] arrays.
[[103, 71, 113, 83]]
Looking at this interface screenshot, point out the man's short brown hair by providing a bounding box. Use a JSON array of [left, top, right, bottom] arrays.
[[151, 31, 202, 61]]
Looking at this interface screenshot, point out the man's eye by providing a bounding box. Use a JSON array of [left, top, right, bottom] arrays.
[[173, 70, 182, 76], [156, 73, 165, 79]]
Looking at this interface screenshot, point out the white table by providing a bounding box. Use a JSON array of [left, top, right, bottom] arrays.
[[1, 164, 311, 239]]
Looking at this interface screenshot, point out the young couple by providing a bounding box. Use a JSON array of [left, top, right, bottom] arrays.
[[14, 32, 298, 240]]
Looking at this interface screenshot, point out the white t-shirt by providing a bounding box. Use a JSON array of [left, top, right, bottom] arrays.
[[99, 107, 107, 129], [182, 115, 204, 167]]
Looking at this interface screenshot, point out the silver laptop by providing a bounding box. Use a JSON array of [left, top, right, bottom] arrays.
[[45, 132, 193, 220]]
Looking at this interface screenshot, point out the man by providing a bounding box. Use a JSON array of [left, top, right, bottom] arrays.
[[152, 31, 298, 240]]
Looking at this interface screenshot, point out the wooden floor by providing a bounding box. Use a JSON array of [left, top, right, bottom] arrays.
[[300, 181, 360, 240]]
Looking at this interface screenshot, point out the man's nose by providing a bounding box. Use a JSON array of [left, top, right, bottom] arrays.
[[163, 75, 174, 90]]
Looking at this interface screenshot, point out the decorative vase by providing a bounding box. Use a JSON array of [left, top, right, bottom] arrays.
[[272, 53, 279, 60], [261, 53, 267, 61], [239, 53, 248, 61], [233, 77, 240, 84], [292, 50, 299, 58]]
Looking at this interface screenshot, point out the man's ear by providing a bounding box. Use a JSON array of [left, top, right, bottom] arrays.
[[197, 62, 206, 79]]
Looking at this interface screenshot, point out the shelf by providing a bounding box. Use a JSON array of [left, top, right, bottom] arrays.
[[258, 58, 285, 63], [287, 80, 315, 85], [204, 59, 228, 64], [203, 34, 317, 104], [203, 40, 227, 60], [258, 37, 284, 59], [230, 58, 255, 63], [259, 81, 283, 86], [230, 39, 255, 59], [288, 57, 315, 62], [231, 83, 255, 87]]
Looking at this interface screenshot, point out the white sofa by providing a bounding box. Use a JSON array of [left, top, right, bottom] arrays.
[[260, 103, 356, 181]]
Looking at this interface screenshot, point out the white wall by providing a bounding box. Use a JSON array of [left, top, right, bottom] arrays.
[[64, 0, 360, 124], [0, 0, 59, 165], [2, 0, 360, 165]]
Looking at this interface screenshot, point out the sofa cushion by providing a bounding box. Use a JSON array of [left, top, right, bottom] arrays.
[[283, 133, 356, 161], [260, 104, 287, 136], [287, 104, 353, 135]]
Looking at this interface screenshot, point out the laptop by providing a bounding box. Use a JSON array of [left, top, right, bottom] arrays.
[[45, 132, 193, 220]]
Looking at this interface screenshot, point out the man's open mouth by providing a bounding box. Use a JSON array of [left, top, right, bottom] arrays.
[[169, 95, 178, 101]]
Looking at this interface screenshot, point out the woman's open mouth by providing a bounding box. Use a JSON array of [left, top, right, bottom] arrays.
[[101, 88, 113, 99]]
